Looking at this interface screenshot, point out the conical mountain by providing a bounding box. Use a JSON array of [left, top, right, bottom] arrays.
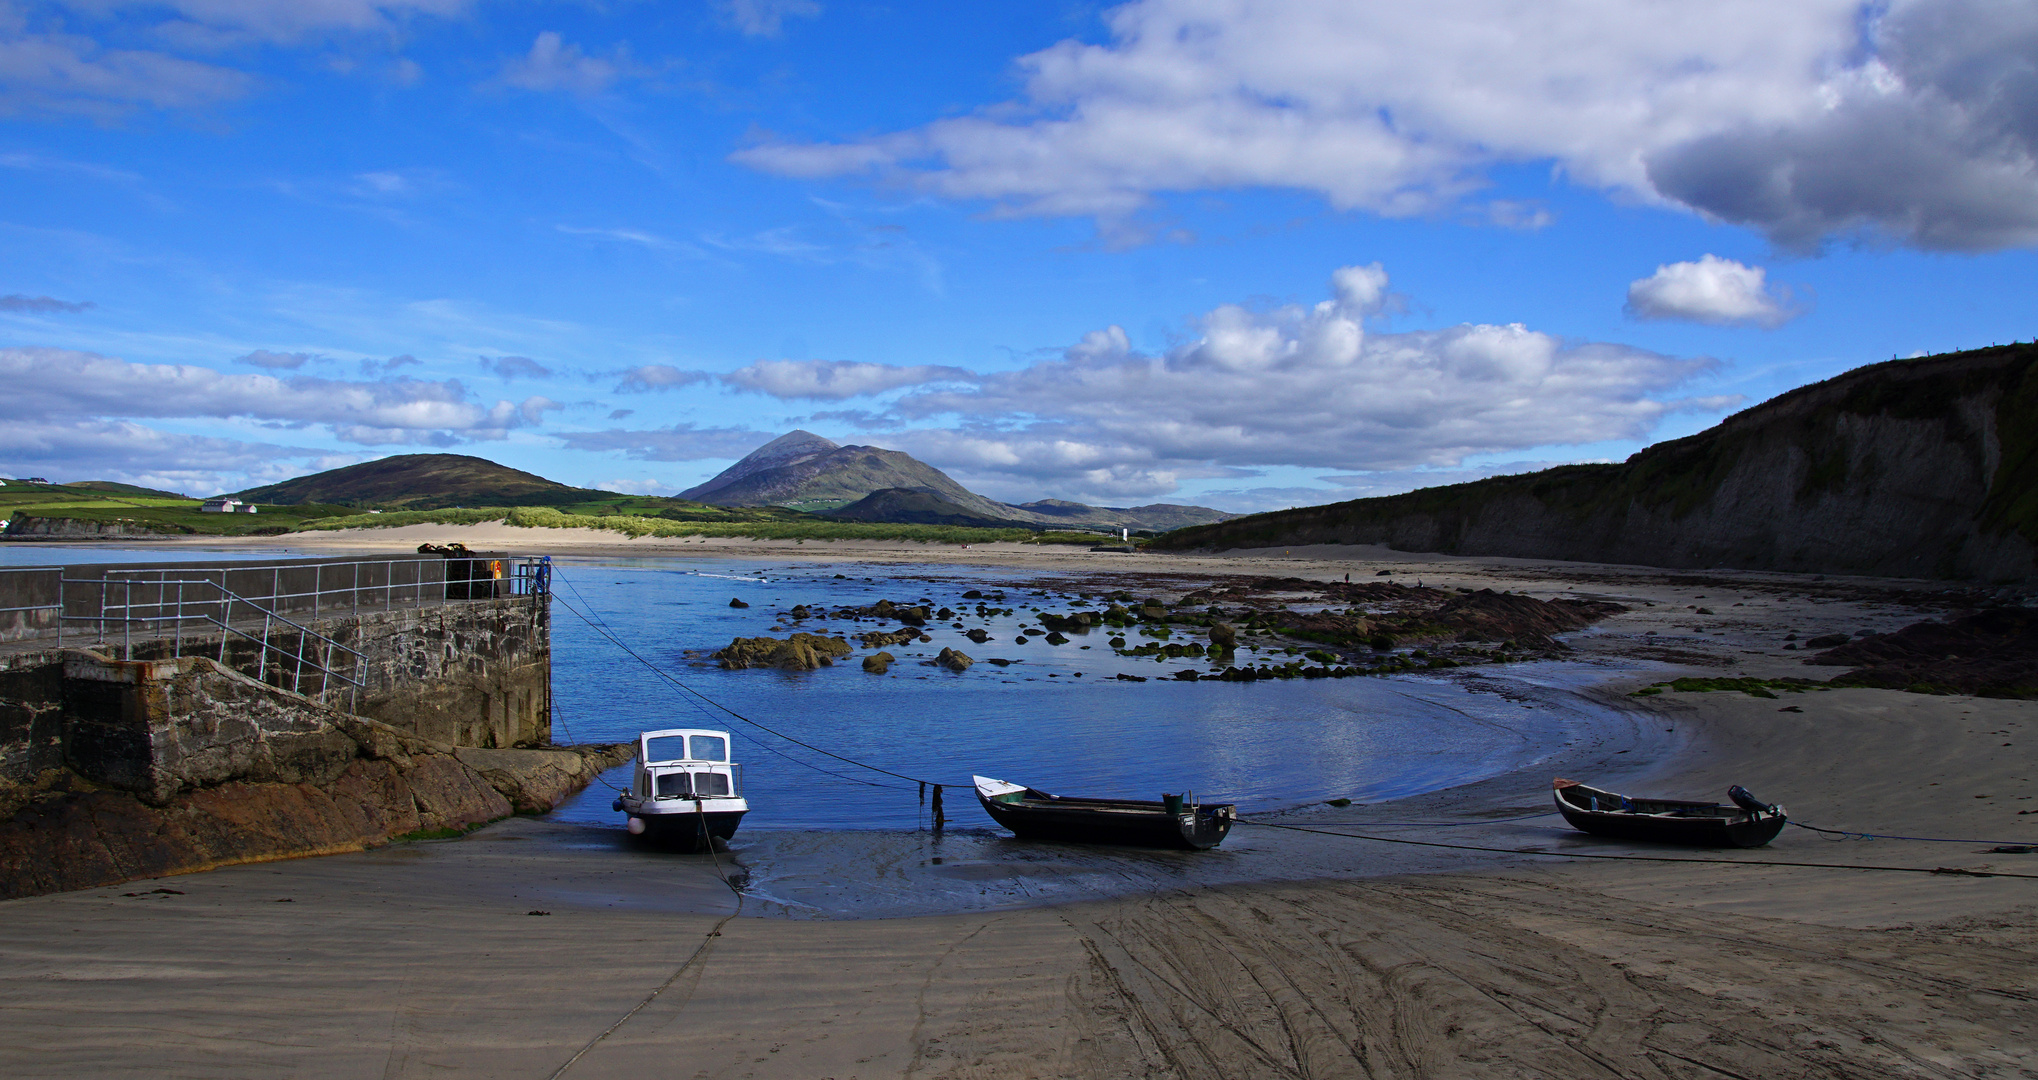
[[680, 432, 1019, 518]]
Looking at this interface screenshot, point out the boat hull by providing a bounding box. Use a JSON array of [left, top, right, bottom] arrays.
[[621, 801, 747, 852], [977, 791, 1235, 850], [1553, 782, 1786, 848]]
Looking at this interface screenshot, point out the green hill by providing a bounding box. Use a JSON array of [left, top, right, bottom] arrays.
[[1153, 343, 2038, 583], [64, 480, 193, 499], [231, 454, 599, 509]]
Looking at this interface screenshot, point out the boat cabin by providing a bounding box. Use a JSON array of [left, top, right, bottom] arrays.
[[633, 728, 742, 801]]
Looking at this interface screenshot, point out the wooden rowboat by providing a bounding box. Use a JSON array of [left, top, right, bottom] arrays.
[[973, 775, 1236, 850], [1553, 778, 1787, 848]]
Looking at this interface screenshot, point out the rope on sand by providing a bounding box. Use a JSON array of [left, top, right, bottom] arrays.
[[1235, 818, 2038, 879]]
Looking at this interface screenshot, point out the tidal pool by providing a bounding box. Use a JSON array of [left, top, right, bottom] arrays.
[[543, 556, 1634, 835]]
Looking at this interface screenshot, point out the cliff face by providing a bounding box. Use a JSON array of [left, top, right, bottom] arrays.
[[1155, 344, 2038, 582]]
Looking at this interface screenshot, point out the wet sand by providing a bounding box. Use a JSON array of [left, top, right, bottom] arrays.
[[4, 530, 2035, 1077]]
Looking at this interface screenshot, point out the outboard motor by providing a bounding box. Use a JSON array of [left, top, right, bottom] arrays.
[[1728, 785, 1776, 813]]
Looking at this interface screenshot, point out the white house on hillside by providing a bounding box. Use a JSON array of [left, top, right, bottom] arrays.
[[200, 498, 256, 514]]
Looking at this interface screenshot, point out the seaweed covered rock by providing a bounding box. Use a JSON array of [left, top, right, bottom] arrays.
[[712, 633, 852, 670], [862, 651, 896, 674], [936, 647, 974, 671], [1811, 608, 2038, 697], [1209, 622, 1237, 651]]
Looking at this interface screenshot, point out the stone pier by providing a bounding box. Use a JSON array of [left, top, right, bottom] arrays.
[[0, 554, 628, 900]]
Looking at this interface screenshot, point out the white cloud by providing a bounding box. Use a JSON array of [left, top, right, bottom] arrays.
[[0, 345, 553, 444], [83, 1, 470, 46], [0, 23, 252, 116], [236, 348, 315, 369], [0, 417, 335, 496], [721, 359, 975, 401], [611, 364, 708, 393], [734, 0, 2038, 251], [555, 423, 780, 462], [0, 293, 94, 313], [1626, 256, 1799, 327], [481, 354, 553, 380], [826, 262, 1727, 503], [497, 31, 632, 96], [716, 0, 820, 38], [3, 2, 465, 116]]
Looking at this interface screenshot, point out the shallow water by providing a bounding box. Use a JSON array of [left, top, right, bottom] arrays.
[[542, 556, 1633, 835]]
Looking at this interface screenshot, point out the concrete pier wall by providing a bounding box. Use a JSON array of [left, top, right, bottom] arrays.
[[0, 553, 627, 901]]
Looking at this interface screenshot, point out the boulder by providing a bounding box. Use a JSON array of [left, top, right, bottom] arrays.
[[862, 651, 896, 674], [966, 628, 991, 644], [936, 648, 975, 671], [1209, 622, 1237, 651], [1044, 631, 1069, 645], [455, 743, 635, 814], [729, 598, 749, 608], [713, 633, 853, 670]]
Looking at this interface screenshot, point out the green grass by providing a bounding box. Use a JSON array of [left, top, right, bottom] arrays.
[[1, 484, 360, 536], [303, 504, 1110, 544], [1630, 676, 1824, 698]]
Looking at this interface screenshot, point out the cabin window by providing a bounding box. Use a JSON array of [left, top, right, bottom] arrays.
[[654, 772, 691, 797], [689, 735, 728, 762], [645, 735, 689, 762], [693, 771, 731, 796]]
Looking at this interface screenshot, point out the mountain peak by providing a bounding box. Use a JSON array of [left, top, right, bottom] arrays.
[[680, 430, 843, 501]]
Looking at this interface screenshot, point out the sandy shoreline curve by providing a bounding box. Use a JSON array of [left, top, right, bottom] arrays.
[[3, 527, 2033, 1077]]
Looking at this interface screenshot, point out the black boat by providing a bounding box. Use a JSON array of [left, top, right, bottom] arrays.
[[1553, 778, 1787, 848], [973, 775, 1236, 850]]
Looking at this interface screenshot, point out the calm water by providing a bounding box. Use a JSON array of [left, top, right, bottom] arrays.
[[541, 556, 1622, 833]]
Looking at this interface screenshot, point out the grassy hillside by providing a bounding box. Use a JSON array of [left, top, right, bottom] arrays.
[[1, 480, 358, 537], [231, 453, 597, 509], [1152, 343, 2038, 581]]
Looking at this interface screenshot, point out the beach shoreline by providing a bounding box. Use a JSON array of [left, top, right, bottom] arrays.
[[3, 529, 2032, 1077]]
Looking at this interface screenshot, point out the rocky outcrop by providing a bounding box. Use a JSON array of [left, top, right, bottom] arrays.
[[1155, 345, 2038, 582], [935, 648, 974, 672], [3, 514, 185, 539], [862, 651, 896, 674], [1811, 608, 2038, 698], [454, 743, 634, 813], [1209, 622, 1237, 652], [712, 633, 852, 669], [0, 650, 622, 900]]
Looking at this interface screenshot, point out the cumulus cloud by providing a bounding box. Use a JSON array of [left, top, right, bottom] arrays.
[[734, 0, 2038, 251], [612, 364, 709, 393], [236, 349, 315, 369], [1625, 256, 1800, 327], [832, 262, 1726, 503], [720, 358, 975, 401], [3, 2, 465, 116], [717, 0, 820, 38], [0, 293, 94, 313], [481, 354, 553, 380], [555, 423, 780, 462], [0, 417, 330, 496], [0, 345, 553, 445], [497, 31, 633, 96]]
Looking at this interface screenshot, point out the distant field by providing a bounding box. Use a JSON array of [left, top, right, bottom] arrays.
[[3, 482, 1126, 545], [0, 483, 357, 536], [304, 505, 1108, 545]]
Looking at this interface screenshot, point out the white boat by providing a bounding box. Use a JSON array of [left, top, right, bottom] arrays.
[[612, 728, 748, 850]]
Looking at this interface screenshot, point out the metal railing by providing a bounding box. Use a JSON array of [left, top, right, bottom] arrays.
[[0, 557, 551, 708], [63, 576, 369, 710]]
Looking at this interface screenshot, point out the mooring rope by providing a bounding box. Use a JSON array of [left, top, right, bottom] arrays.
[[1788, 820, 2038, 847], [548, 569, 947, 795], [1234, 818, 2038, 879]]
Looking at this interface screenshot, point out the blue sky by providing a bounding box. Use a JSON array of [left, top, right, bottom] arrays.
[[3, 0, 2035, 508]]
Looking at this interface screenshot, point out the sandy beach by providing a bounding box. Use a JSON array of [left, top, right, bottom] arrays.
[[3, 525, 2033, 1077]]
